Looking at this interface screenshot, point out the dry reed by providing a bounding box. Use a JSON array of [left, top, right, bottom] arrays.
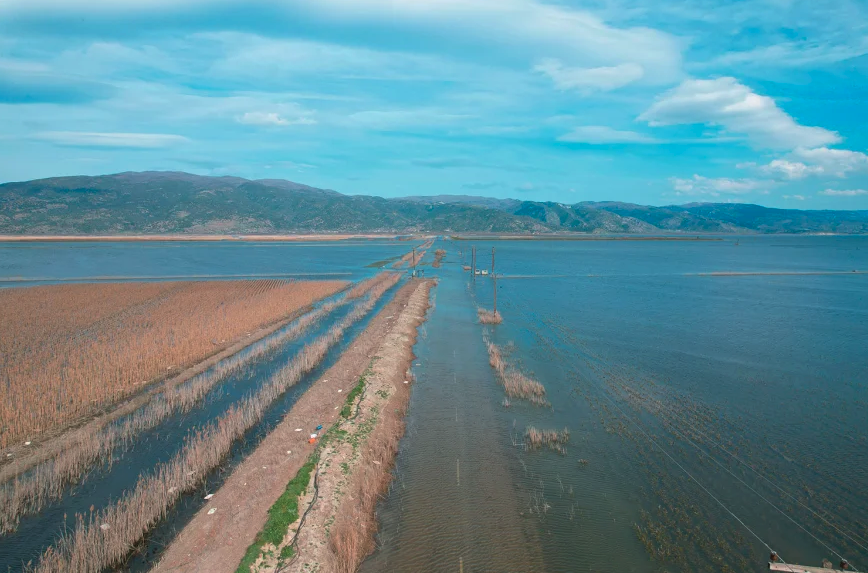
[[0, 277, 402, 534], [524, 426, 570, 454], [484, 339, 548, 406], [477, 308, 503, 324], [32, 273, 401, 573], [432, 249, 446, 268], [0, 280, 347, 449]]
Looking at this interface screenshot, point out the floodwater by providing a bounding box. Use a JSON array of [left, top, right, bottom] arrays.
[[1, 236, 866, 573], [364, 236, 868, 573], [0, 239, 410, 286]]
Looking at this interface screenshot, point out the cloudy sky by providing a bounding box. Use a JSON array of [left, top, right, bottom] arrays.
[[1, 0, 867, 208]]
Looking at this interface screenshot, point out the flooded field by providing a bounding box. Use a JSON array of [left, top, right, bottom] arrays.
[[1, 236, 866, 572], [0, 239, 411, 286], [366, 236, 868, 573]]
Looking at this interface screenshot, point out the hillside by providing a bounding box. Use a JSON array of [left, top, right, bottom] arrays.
[[2, 172, 867, 235]]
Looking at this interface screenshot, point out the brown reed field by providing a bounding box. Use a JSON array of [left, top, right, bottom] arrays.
[[484, 339, 548, 406], [31, 273, 401, 573], [0, 280, 347, 449], [0, 275, 394, 533]]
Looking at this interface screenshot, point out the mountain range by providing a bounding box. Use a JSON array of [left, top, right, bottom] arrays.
[[2, 171, 867, 235]]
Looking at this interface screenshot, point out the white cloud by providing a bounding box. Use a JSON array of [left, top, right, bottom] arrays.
[[760, 159, 824, 180], [0, 0, 684, 83], [670, 174, 766, 196], [558, 125, 656, 144], [34, 131, 188, 148], [782, 194, 806, 200], [237, 111, 316, 127], [347, 109, 470, 130], [534, 59, 644, 93], [819, 189, 867, 197], [792, 147, 868, 177], [639, 77, 840, 150]]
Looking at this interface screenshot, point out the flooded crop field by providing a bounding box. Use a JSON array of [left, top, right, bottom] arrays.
[[1, 235, 866, 572]]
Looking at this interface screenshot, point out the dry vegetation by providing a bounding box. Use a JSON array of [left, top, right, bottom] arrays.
[[524, 426, 570, 454], [391, 240, 434, 269], [0, 280, 347, 449], [432, 249, 446, 268], [477, 308, 503, 324], [0, 277, 380, 533], [484, 338, 548, 406], [33, 273, 401, 573]]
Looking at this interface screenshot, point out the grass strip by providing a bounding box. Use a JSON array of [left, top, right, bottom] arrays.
[[236, 370, 370, 572]]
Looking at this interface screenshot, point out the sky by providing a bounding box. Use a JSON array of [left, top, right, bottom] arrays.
[[1, 0, 867, 209]]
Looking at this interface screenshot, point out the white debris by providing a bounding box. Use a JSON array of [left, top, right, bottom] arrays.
[[204, 494, 214, 500], [5, 453, 11, 458], [403, 380, 409, 384], [295, 428, 302, 432], [286, 450, 292, 455], [168, 487, 177, 494], [310, 434, 317, 439], [207, 508, 217, 515], [337, 389, 343, 393], [24, 441, 31, 446], [100, 523, 110, 531]]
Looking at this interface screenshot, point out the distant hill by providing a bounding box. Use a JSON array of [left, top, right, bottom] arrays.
[[2, 171, 867, 235]]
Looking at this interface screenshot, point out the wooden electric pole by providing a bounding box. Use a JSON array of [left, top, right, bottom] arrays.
[[492, 247, 497, 314], [471, 246, 476, 281]]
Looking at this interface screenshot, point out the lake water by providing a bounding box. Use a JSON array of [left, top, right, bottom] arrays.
[[1, 236, 866, 572], [364, 236, 868, 573]]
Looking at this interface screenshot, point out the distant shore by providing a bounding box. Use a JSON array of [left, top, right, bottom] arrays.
[[0, 234, 406, 242], [450, 234, 724, 241]]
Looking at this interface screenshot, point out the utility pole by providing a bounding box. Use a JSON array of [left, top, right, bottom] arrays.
[[412, 246, 416, 276], [471, 246, 476, 281], [492, 247, 497, 314]]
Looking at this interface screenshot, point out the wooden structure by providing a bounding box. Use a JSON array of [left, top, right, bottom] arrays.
[[770, 563, 849, 572]]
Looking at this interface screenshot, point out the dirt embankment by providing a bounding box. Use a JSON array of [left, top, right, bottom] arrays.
[[282, 279, 434, 573], [153, 279, 434, 573]]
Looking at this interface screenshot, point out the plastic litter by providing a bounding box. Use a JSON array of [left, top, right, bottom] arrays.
[[337, 389, 343, 393], [24, 441, 31, 446], [310, 433, 317, 439], [204, 494, 214, 500], [315, 425, 323, 431], [100, 523, 110, 531], [295, 428, 302, 432], [207, 508, 217, 515], [308, 438, 316, 444]]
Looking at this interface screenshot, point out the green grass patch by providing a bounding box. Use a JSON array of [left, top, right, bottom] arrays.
[[236, 454, 318, 573], [340, 371, 368, 418]]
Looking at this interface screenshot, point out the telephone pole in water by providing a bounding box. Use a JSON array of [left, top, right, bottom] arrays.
[[492, 247, 497, 314], [471, 246, 476, 281]]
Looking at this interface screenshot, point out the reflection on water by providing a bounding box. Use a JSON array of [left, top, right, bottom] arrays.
[[367, 236, 868, 573]]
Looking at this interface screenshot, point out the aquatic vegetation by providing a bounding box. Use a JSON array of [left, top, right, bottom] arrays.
[[477, 308, 503, 324], [31, 274, 401, 573], [484, 339, 548, 406], [0, 280, 347, 449], [524, 426, 570, 454], [432, 249, 446, 268]]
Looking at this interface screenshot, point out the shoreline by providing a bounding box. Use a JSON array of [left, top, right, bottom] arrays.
[[0, 234, 404, 243]]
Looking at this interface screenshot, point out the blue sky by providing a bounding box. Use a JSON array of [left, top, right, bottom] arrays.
[[1, 0, 867, 208]]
